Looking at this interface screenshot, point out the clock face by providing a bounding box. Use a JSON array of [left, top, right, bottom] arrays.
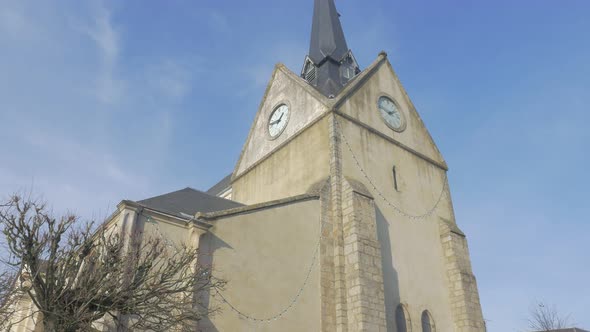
[[378, 96, 404, 131], [268, 104, 290, 138]]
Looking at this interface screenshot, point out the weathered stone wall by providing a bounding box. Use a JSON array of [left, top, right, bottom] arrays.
[[335, 113, 457, 331], [330, 113, 387, 332], [233, 64, 330, 179], [328, 114, 348, 332], [342, 179, 387, 331], [232, 116, 331, 205], [228, 55, 485, 331], [334, 55, 485, 331], [316, 178, 338, 332], [439, 216, 486, 332], [201, 198, 322, 332]]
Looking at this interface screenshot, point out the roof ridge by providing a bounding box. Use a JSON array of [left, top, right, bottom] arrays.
[[206, 174, 233, 195], [138, 186, 222, 204]]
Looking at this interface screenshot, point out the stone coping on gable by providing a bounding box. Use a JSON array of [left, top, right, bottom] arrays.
[[118, 193, 321, 231], [197, 194, 321, 221]]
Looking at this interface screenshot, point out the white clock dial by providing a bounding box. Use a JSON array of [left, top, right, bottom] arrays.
[[378, 96, 404, 131], [268, 104, 290, 138]]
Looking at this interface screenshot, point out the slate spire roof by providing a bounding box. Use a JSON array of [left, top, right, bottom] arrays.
[[308, 0, 349, 65], [301, 0, 360, 98]]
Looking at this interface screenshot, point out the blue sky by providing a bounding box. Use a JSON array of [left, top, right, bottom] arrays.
[[0, 0, 588, 330]]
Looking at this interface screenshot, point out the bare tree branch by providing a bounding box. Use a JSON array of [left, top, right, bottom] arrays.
[[528, 301, 571, 331], [0, 194, 224, 332]]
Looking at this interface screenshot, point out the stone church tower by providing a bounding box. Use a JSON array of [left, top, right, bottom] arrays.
[[4, 1, 482, 332], [5, 1, 484, 331], [207, 0, 487, 330]]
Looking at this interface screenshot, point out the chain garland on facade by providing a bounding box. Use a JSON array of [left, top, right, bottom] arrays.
[[213, 216, 323, 323], [335, 116, 447, 220], [143, 212, 322, 322]]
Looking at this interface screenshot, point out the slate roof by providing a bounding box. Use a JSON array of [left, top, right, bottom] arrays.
[[136, 187, 242, 218], [206, 174, 232, 196]]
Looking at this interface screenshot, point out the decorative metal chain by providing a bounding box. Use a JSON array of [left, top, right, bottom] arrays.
[[214, 216, 323, 323], [144, 213, 322, 322], [335, 116, 447, 220]]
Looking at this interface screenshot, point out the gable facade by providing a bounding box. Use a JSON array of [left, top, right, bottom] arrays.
[[209, 50, 485, 331]]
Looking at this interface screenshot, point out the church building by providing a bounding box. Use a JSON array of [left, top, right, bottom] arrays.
[[129, 0, 486, 331], [12, 0, 486, 331]]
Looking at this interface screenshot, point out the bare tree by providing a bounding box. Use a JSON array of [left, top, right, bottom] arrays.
[[0, 195, 224, 332], [528, 301, 571, 331]]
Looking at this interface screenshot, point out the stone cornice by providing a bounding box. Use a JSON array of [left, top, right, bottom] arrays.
[[231, 111, 332, 183], [197, 194, 320, 221], [118, 200, 212, 231], [334, 111, 449, 171], [231, 63, 332, 183]]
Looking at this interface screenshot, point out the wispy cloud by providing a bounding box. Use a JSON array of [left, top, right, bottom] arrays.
[[5, 122, 150, 217], [24, 129, 142, 187], [77, 1, 125, 104], [146, 59, 196, 101], [0, 1, 197, 218]]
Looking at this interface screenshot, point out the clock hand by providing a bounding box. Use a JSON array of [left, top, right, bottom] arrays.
[[270, 113, 285, 125]]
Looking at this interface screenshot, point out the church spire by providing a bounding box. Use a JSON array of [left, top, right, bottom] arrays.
[[301, 0, 360, 98]]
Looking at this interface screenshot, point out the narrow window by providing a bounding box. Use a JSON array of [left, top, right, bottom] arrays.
[[392, 166, 399, 191], [421, 310, 436, 332], [395, 304, 412, 332]]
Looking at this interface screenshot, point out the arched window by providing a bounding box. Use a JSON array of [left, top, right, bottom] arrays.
[[395, 304, 412, 332], [421, 310, 436, 332]]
